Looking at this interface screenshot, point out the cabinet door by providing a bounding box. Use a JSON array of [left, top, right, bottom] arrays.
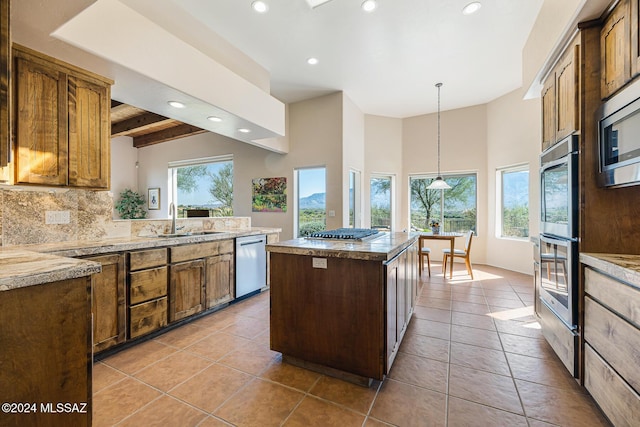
[[541, 73, 556, 151], [14, 56, 68, 185], [88, 254, 126, 353], [601, 0, 631, 99], [68, 75, 110, 188], [170, 260, 205, 322], [556, 45, 578, 141], [632, 0, 640, 76], [0, 0, 8, 168], [205, 253, 234, 308], [386, 258, 398, 369]]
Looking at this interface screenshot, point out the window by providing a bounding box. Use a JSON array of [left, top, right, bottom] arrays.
[[168, 156, 233, 218], [370, 175, 393, 230], [498, 165, 529, 238], [409, 173, 477, 233], [295, 167, 326, 237], [349, 170, 361, 228]]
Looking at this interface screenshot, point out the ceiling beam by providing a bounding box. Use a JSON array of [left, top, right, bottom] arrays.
[[111, 111, 174, 137], [132, 124, 207, 148]]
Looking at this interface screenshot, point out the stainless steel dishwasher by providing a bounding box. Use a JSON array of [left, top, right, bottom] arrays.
[[235, 234, 267, 299]]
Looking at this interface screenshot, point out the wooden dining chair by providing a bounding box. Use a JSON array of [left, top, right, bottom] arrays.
[[419, 246, 432, 276], [442, 230, 474, 279]]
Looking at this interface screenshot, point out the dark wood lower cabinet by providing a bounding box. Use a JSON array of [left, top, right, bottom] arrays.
[[0, 277, 92, 427], [169, 260, 205, 322], [270, 240, 417, 382], [205, 253, 234, 308], [88, 253, 126, 353]]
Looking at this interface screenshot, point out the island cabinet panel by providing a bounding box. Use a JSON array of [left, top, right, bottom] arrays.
[[205, 253, 234, 308], [88, 253, 126, 353], [270, 252, 386, 380], [169, 259, 206, 322], [0, 277, 92, 427], [601, 0, 631, 99]]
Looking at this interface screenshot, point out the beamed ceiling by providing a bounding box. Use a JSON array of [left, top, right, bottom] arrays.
[[110, 100, 207, 148]]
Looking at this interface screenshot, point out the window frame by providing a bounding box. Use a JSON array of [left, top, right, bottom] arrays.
[[294, 166, 327, 238], [408, 172, 478, 235], [370, 173, 395, 232], [168, 154, 234, 217], [496, 163, 530, 240]]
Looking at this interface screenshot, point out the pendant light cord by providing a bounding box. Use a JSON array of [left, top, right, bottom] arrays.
[[436, 82, 442, 177]]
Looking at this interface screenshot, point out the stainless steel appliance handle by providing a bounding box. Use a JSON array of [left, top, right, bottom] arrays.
[[240, 239, 265, 246]]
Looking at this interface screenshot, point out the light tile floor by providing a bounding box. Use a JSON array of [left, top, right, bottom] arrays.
[[93, 263, 612, 426]]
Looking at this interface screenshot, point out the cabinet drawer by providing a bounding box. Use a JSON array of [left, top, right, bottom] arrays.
[[585, 267, 640, 328], [538, 300, 577, 377], [584, 344, 640, 427], [129, 266, 167, 305], [584, 296, 640, 393], [129, 248, 167, 271], [129, 297, 167, 339], [170, 240, 233, 263]]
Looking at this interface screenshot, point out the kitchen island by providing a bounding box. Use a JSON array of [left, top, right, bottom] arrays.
[[267, 231, 418, 385], [0, 250, 101, 427]]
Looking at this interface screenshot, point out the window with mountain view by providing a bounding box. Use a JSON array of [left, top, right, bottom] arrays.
[[168, 156, 233, 218], [295, 167, 326, 237], [370, 175, 392, 230], [499, 165, 529, 238], [409, 173, 477, 234]]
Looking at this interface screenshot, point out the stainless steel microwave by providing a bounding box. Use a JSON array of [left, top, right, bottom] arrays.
[[598, 85, 640, 188]]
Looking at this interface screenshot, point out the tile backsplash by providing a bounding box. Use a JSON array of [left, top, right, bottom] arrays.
[[0, 187, 250, 246]]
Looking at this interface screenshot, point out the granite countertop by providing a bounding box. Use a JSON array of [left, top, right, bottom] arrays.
[[0, 227, 280, 292], [14, 227, 280, 258], [580, 253, 640, 289], [266, 232, 418, 261], [0, 249, 101, 291]]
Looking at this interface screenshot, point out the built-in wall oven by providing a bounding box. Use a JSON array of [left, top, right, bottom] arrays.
[[538, 134, 579, 377]]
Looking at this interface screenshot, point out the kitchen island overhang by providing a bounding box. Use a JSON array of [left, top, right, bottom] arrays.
[[267, 232, 419, 385]]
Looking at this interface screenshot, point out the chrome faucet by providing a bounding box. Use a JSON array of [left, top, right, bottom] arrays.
[[169, 202, 176, 234]]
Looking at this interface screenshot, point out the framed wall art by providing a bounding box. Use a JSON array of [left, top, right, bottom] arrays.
[[252, 177, 287, 212], [148, 188, 160, 210]]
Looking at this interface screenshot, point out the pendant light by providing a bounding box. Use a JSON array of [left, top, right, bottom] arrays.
[[427, 83, 451, 190]]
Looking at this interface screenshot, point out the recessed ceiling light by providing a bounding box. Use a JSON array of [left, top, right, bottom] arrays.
[[238, 128, 251, 133], [168, 101, 185, 108], [361, 0, 377, 12], [307, 57, 319, 65], [207, 116, 222, 122], [462, 2, 481, 15], [251, 1, 268, 13]]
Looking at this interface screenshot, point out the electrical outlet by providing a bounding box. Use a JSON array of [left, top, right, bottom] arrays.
[[45, 210, 70, 225], [328, 210, 336, 217]]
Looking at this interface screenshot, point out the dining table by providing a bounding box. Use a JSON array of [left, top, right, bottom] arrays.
[[418, 232, 464, 279]]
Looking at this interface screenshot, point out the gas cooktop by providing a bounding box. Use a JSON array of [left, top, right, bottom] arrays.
[[307, 228, 380, 241]]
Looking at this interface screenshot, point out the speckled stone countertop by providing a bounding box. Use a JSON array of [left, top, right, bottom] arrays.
[[580, 253, 640, 289], [14, 227, 280, 258], [0, 249, 101, 291], [0, 227, 280, 291], [266, 232, 418, 261]]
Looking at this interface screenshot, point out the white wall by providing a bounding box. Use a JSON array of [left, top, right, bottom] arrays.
[[342, 95, 365, 227], [485, 88, 541, 274], [364, 115, 403, 231], [402, 105, 488, 264], [110, 136, 139, 218]]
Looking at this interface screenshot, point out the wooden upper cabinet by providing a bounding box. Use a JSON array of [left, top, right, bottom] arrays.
[[14, 56, 68, 185], [631, 0, 640, 76], [555, 45, 579, 142], [68, 76, 110, 188], [0, 0, 9, 169], [12, 44, 112, 188], [601, 0, 631, 99], [541, 72, 556, 151]]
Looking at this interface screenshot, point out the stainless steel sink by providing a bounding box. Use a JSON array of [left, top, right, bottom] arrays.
[[155, 232, 193, 238]]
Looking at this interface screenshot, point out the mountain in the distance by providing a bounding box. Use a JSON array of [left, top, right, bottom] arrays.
[[299, 192, 326, 209]]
